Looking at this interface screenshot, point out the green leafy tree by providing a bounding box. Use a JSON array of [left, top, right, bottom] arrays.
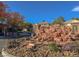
[[0, 17, 6, 23], [18, 21, 33, 32], [72, 17, 79, 20], [25, 22, 33, 32], [52, 16, 65, 25]]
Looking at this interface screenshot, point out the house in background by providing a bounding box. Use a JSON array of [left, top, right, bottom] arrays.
[[64, 19, 79, 32], [39, 22, 49, 27], [33, 22, 49, 36]]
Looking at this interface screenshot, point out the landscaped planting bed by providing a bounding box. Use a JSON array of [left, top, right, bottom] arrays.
[[4, 39, 79, 57], [4, 24, 79, 57]]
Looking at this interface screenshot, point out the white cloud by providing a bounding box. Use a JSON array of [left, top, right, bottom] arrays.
[[72, 6, 79, 12]]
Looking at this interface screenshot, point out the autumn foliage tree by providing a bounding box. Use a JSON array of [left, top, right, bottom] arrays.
[[9, 12, 24, 26], [0, 2, 7, 23], [0, 2, 33, 32]]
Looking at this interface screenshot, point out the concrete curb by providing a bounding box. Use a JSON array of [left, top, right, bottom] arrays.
[[2, 48, 15, 57]]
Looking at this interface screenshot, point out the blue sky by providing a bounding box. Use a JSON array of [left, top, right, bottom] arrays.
[[4, 1, 79, 24]]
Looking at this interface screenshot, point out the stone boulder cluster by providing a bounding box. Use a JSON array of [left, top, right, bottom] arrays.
[[33, 24, 79, 45], [5, 24, 79, 57]]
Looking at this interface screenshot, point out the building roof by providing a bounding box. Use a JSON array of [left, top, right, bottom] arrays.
[[64, 19, 79, 24], [39, 22, 48, 25]]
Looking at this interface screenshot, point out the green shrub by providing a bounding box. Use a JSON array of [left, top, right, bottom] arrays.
[[48, 43, 60, 52]]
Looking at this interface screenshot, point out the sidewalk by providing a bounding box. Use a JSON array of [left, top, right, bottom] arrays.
[[0, 39, 9, 57]]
